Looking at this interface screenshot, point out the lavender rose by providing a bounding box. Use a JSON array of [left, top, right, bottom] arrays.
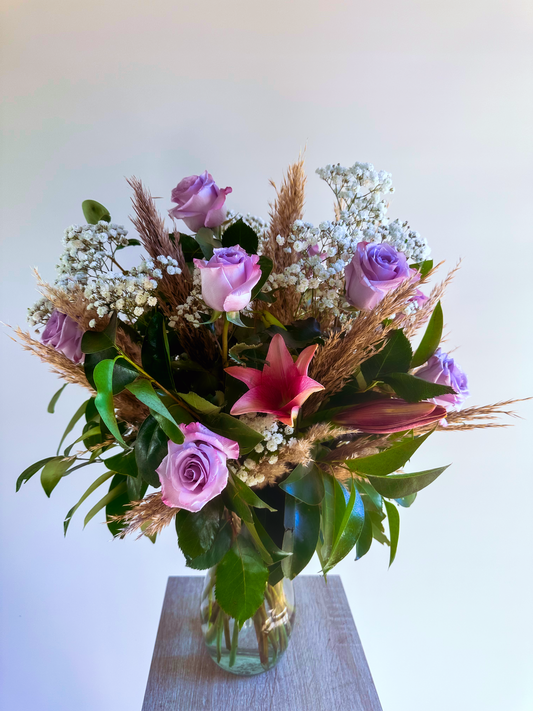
[[345, 241, 416, 311], [41, 310, 84, 364], [194, 245, 262, 313], [157, 423, 239, 511], [169, 171, 232, 232], [415, 348, 469, 409]]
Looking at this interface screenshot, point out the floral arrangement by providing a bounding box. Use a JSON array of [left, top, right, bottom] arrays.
[[13, 159, 521, 671]]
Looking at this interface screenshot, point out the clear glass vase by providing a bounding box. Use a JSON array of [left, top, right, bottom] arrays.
[[200, 567, 295, 676]]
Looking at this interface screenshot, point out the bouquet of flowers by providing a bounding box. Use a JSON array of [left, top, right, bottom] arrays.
[[13, 158, 520, 675]]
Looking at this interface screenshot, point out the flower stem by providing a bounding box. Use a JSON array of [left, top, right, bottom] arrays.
[[116, 350, 196, 416], [222, 314, 230, 367]]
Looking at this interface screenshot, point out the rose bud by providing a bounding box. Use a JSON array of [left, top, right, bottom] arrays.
[[169, 171, 232, 232], [41, 310, 84, 364], [415, 349, 469, 409], [194, 245, 262, 313], [345, 242, 417, 311], [156, 422, 239, 512], [333, 398, 447, 433]]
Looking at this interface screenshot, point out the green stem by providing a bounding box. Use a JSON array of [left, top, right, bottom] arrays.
[[117, 350, 196, 417], [229, 620, 240, 668], [222, 314, 230, 367]]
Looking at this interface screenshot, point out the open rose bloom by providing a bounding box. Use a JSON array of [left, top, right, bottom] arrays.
[[194, 245, 261, 312], [169, 171, 232, 232], [17, 158, 519, 647], [157, 423, 239, 512]]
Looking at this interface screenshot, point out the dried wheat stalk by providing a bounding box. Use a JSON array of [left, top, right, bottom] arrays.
[[127, 176, 188, 280], [403, 262, 461, 339], [431, 398, 527, 432], [305, 268, 436, 414], [34, 272, 101, 331], [10, 326, 95, 391], [112, 492, 178, 538], [262, 157, 307, 323]]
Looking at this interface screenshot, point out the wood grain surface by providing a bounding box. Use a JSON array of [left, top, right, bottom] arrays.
[[142, 575, 382, 711]]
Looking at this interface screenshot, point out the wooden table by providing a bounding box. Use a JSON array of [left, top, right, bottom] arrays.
[[142, 575, 382, 710]]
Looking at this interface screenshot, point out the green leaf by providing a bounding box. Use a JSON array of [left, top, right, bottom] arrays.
[[361, 330, 413, 383], [81, 312, 118, 354], [105, 473, 137, 536], [226, 311, 247, 327], [83, 347, 118, 389], [93, 359, 126, 446], [125, 379, 182, 443], [231, 475, 276, 511], [47, 384, 67, 414], [56, 399, 89, 455], [279, 462, 325, 505], [82, 199, 111, 224], [320, 473, 347, 564], [63, 425, 102, 456], [381, 372, 455, 403], [41, 457, 73, 497], [354, 478, 383, 511], [346, 430, 433, 476], [251, 256, 273, 300], [178, 233, 203, 265], [150, 409, 184, 445], [16, 457, 56, 492], [203, 413, 263, 455], [63, 470, 115, 534], [221, 219, 259, 254], [411, 301, 443, 368], [177, 391, 222, 415], [281, 496, 320, 579], [195, 228, 222, 259], [215, 536, 269, 624], [134, 416, 168, 487], [184, 520, 233, 570], [222, 480, 253, 523], [112, 357, 138, 394], [384, 499, 400, 566], [141, 312, 175, 391], [323, 484, 365, 573], [367, 465, 450, 498], [83, 480, 127, 528], [176, 498, 225, 559], [251, 511, 291, 562], [104, 450, 138, 477], [228, 342, 262, 365], [355, 512, 373, 561], [396, 493, 417, 507], [411, 259, 433, 277], [201, 310, 223, 325]]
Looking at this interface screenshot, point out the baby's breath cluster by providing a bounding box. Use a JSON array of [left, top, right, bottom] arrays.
[[262, 162, 431, 321], [55, 222, 130, 288], [231, 414, 297, 486], [267, 220, 359, 319], [169, 268, 203, 328], [363, 219, 430, 263], [83, 255, 181, 324], [316, 162, 394, 229], [27, 220, 182, 327]]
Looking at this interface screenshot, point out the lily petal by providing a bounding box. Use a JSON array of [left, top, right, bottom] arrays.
[[224, 365, 263, 389], [295, 344, 318, 377]]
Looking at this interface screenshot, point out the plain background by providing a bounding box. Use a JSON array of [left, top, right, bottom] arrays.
[[1, 1, 532, 709]]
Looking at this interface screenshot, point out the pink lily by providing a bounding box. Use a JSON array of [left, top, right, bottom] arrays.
[[333, 398, 447, 433], [225, 333, 324, 426]]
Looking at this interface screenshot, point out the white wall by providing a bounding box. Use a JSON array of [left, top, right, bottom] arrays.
[[1, 1, 532, 709]]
